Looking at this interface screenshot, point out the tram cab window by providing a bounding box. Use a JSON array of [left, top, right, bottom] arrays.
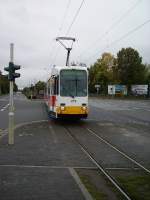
[[60, 70, 87, 97]]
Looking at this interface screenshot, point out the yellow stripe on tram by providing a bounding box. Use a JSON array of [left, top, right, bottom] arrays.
[[56, 106, 88, 115]]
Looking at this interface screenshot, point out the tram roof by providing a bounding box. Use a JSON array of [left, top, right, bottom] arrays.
[[53, 65, 87, 70], [47, 66, 88, 81], [51, 65, 88, 74]]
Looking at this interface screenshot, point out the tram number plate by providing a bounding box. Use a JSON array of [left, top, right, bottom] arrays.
[[71, 99, 76, 102]]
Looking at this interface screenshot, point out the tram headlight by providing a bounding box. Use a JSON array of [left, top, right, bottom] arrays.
[[81, 103, 87, 111], [82, 106, 87, 111], [60, 106, 65, 111]]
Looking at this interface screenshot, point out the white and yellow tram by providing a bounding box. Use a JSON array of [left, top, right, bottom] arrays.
[[45, 65, 88, 119]]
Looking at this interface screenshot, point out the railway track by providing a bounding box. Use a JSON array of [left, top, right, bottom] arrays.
[[86, 127, 150, 174], [64, 126, 132, 200], [61, 122, 150, 200]]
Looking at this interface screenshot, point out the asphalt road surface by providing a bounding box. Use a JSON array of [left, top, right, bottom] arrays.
[[88, 97, 150, 124], [1, 94, 150, 130], [0, 93, 47, 130], [0, 94, 150, 199], [0, 94, 150, 170]]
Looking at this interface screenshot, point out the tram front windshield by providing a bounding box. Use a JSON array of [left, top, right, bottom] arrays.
[[60, 70, 87, 97]]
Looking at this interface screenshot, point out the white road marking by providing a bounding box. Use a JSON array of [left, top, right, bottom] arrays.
[[0, 103, 9, 112], [0, 164, 97, 169], [98, 122, 113, 126]]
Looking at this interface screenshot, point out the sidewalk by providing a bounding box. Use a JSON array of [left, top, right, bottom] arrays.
[[0, 121, 95, 200]]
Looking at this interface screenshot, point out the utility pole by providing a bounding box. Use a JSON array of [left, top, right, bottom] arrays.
[[4, 43, 21, 145], [9, 43, 14, 145], [0, 73, 1, 96], [30, 84, 33, 100]]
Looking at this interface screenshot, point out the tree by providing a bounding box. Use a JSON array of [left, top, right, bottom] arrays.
[[0, 70, 19, 95], [22, 81, 46, 99], [117, 47, 147, 87], [89, 52, 115, 93], [14, 82, 18, 92], [145, 64, 150, 83], [0, 72, 9, 94], [35, 81, 46, 94]]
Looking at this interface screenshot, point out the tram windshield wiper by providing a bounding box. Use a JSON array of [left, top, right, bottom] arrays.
[[69, 94, 75, 98]]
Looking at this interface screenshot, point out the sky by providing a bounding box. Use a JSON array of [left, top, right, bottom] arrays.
[[0, 0, 150, 89]]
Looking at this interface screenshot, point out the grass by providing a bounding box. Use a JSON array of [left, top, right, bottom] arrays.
[[78, 170, 150, 200], [117, 175, 150, 200], [79, 174, 107, 200], [0, 129, 2, 136]]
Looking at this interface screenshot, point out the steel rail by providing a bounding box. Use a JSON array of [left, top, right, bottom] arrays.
[[87, 127, 150, 174], [64, 127, 132, 200]]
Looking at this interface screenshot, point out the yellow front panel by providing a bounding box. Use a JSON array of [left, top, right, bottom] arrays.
[[56, 106, 88, 115]]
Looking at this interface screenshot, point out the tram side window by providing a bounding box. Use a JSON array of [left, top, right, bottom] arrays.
[[54, 76, 59, 95], [47, 82, 50, 96], [51, 76, 59, 95]]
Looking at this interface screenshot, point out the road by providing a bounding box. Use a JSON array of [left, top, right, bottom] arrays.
[[0, 93, 47, 130], [88, 97, 150, 167], [1, 94, 150, 130], [0, 94, 150, 199], [88, 97, 150, 124]]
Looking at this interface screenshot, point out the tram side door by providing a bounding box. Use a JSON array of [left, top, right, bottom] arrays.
[[50, 76, 58, 113]]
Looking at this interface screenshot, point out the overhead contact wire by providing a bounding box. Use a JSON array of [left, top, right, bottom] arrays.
[[78, 0, 142, 59], [50, 0, 72, 66], [85, 19, 150, 63], [54, 0, 85, 65], [59, 0, 72, 32], [65, 0, 85, 36]]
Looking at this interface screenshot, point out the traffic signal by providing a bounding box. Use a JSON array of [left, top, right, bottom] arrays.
[[13, 63, 20, 79], [4, 62, 20, 81], [4, 65, 10, 80]]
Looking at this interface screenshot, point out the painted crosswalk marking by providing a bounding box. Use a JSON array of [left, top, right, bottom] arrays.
[[0, 104, 9, 112]]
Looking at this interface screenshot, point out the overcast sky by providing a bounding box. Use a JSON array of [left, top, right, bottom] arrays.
[[0, 0, 150, 88]]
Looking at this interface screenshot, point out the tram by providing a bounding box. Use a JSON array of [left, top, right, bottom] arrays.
[[45, 36, 88, 119], [45, 65, 88, 119]]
